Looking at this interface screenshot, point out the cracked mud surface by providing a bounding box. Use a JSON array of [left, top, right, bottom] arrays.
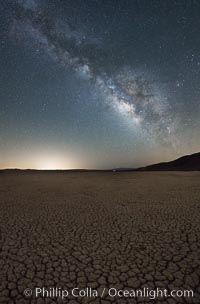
[[0, 171, 200, 304]]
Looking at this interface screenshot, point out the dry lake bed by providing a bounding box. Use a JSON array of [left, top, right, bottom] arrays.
[[0, 171, 200, 303]]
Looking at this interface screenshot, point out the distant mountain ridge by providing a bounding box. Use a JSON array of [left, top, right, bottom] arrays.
[[1, 152, 200, 172], [137, 152, 200, 171]]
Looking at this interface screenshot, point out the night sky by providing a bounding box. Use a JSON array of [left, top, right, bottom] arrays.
[[1, 0, 200, 169]]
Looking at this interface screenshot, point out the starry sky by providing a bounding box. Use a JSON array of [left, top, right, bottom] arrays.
[[1, 0, 200, 169]]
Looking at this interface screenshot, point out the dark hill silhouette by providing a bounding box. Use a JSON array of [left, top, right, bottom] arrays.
[[0, 152, 200, 172], [137, 152, 200, 171]]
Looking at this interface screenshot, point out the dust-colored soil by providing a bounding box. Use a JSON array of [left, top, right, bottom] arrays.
[[0, 172, 200, 304]]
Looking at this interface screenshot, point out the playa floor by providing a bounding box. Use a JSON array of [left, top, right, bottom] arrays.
[[0, 171, 200, 303]]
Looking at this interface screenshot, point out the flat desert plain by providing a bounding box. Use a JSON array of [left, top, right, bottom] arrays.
[[0, 171, 200, 304]]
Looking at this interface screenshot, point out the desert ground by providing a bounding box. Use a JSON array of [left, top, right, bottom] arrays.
[[0, 171, 200, 304]]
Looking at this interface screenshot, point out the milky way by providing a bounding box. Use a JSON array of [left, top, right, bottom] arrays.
[[14, 0, 177, 147]]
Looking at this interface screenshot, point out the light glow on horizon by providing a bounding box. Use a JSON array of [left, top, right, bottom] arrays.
[[0, 149, 81, 170]]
